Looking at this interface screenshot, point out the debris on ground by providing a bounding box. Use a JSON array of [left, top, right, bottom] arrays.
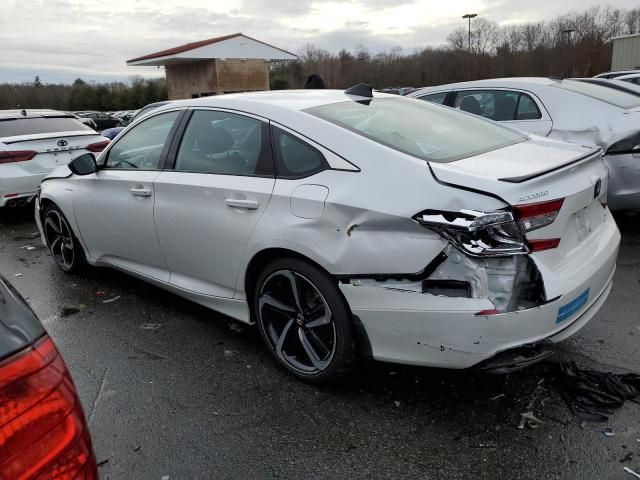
[[97, 459, 109, 467], [394, 401, 401, 407], [95, 290, 105, 297], [603, 427, 615, 437], [102, 295, 121, 304], [518, 379, 546, 429], [227, 322, 246, 333], [14, 273, 22, 277], [139, 323, 162, 330], [21, 245, 36, 251], [59, 306, 80, 318], [553, 362, 640, 421], [624, 466, 640, 479]]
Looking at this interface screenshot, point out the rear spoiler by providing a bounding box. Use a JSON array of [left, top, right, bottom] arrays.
[[498, 149, 602, 183], [2, 131, 96, 145]]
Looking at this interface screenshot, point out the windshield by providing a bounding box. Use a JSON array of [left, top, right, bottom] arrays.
[[0, 116, 91, 137], [304, 97, 526, 163], [554, 80, 640, 109]]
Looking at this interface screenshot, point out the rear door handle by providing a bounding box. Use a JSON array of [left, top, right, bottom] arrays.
[[224, 198, 259, 210], [130, 185, 152, 197]]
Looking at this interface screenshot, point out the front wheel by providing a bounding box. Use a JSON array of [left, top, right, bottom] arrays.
[[43, 205, 86, 273], [254, 258, 356, 383]]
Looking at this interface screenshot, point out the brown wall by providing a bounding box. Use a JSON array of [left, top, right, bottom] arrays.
[[165, 59, 269, 100]]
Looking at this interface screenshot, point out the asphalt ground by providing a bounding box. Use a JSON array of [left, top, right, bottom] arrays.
[[0, 206, 639, 480]]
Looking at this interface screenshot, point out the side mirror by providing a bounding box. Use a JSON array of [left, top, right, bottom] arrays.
[[69, 153, 97, 176]]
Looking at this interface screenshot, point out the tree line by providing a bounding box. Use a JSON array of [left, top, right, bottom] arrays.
[[269, 6, 640, 89], [0, 77, 168, 111], [1, 5, 639, 111]]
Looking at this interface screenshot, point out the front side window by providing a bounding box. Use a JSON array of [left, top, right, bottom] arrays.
[[305, 97, 525, 163], [418, 92, 448, 105], [104, 110, 180, 169], [272, 127, 328, 178], [174, 110, 271, 176]]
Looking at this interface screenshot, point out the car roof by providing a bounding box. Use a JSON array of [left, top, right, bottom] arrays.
[[154, 89, 398, 115], [409, 77, 558, 95], [617, 73, 640, 79], [0, 109, 74, 120]]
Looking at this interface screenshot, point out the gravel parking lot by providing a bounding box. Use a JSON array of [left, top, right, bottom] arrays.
[[1, 207, 639, 480]]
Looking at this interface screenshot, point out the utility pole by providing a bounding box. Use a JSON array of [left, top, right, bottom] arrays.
[[463, 13, 478, 80], [562, 28, 575, 77]]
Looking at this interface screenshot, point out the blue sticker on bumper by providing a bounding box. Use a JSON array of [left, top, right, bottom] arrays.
[[556, 288, 590, 324]]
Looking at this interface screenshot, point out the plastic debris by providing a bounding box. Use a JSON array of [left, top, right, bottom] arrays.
[[21, 245, 36, 251], [102, 295, 121, 304], [519, 411, 545, 429], [624, 467, 640, 479], [603, 427, 615, 437], [95, 290, 105, 297], [14, 273, 22, 277], [394, 401, 401, 407], [139, 323, 162, 330], [553, 362, 640, 421]]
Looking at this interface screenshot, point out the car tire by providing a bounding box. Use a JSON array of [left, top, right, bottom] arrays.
[[254, 257, 356, 384], [43, 204, 86, 273]]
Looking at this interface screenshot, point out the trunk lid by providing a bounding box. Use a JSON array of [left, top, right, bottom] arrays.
[[429, 137, 609, 269], [1, 130, 104, 174]]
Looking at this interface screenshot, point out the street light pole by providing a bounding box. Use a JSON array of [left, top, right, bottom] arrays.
[[562, 28, 575, 77], [462, 13, 478, 80]]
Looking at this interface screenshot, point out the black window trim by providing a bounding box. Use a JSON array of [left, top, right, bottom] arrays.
[[98, 108, 187, 172], [163, 107, 276, 178]]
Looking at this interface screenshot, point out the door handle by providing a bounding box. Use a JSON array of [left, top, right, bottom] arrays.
[[130, 185, 152, 197], [224, 198, 259, 210]]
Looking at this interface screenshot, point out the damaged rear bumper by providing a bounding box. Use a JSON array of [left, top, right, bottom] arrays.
[[338, 220, 619, 369]]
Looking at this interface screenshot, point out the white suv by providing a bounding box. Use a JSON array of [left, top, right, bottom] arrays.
[[0, 110, 109, 207]]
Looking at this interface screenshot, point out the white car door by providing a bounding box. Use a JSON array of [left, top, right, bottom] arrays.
[[73, 110, 182, 281], [452, 89, 553, 136], [153, 109, 276, 298]]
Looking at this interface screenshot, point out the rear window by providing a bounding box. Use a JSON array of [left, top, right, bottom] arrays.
[[304, 97, 525, 163], [0, 116, 91, 137], [554, 80, 640, 109]]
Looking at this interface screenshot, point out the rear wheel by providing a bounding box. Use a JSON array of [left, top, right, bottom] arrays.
[[43, 205, 86, 273], [254, 258, 356, 383]]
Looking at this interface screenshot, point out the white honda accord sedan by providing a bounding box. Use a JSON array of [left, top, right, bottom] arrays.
[[35, 87, 620, 382]]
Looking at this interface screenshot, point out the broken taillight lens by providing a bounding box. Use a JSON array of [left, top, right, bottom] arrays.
[[514, 198, 564, 232], [414, 209, 529, 257], [0, 336, 97, 479]]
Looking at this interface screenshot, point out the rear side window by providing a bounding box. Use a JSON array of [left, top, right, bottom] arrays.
[[175, 110, 272, 176], [0, 117, 91, 137], [418, 92, 448, 105], [453, 90, 542, 121], [271, 127, 328, 178]]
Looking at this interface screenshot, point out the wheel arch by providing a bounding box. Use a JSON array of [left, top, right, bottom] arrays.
[[242, 247, 373, 360]]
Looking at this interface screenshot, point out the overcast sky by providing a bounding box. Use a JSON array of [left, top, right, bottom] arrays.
[[1, 0, 637, 83]]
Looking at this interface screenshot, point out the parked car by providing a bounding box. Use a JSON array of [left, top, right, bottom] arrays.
[[594, 69, 640, 79], [36, 88, 619, 382], [0, 273, 98, 478], [102, 101, 173, 139], [616, 73, 640, 85], [0, 109, 109, 208], [408, 78, 640, 211], [76, 111, 119, 130]]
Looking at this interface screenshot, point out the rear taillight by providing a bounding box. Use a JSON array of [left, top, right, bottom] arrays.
[[514, 198, 564, 232], [0, 336, 97, 480], [0, 151, 37, 164], [86, 140, 109, 153]]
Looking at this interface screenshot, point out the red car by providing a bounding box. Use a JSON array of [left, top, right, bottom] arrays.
[[0, 274, 97, 479]]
